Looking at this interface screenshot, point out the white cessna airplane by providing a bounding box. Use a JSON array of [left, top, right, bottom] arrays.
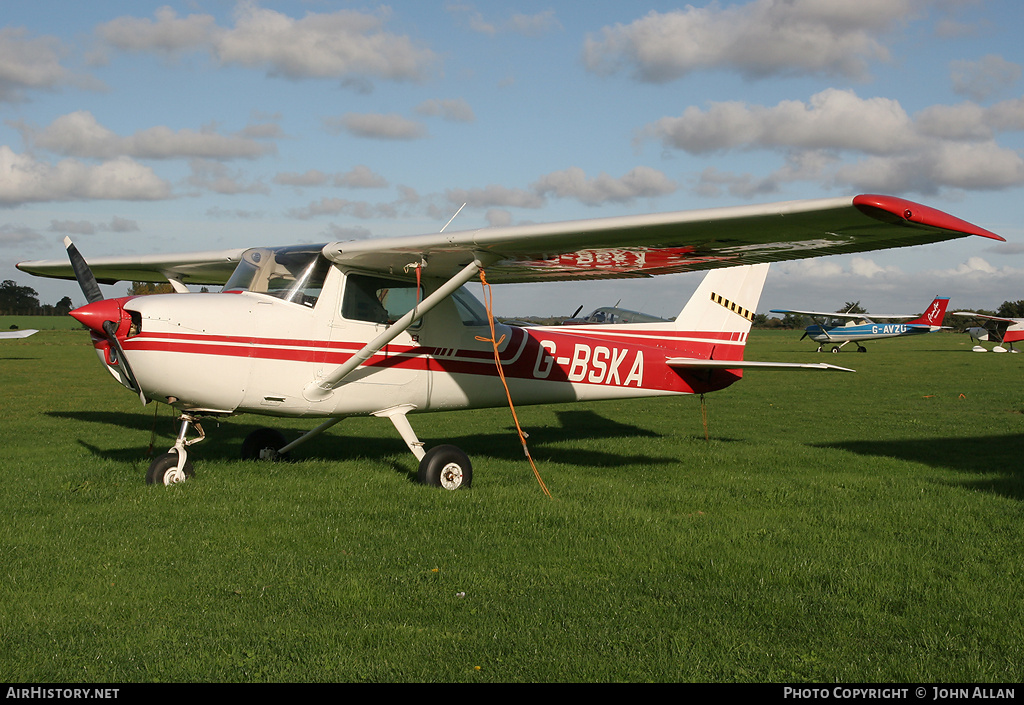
[[17, 194, 1001, 488], [953, 311, 1024, 352]]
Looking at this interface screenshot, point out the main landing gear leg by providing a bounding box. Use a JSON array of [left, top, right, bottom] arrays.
[[374, 405, 472, 490], [146, 413, 204, 485]]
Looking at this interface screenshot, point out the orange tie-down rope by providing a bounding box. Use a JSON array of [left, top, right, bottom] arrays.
[[476, 270, 552, 498]]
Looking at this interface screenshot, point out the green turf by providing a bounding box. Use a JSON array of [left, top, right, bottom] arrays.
[[1, 315, 82, 331], [0, 329, 1021, 682]]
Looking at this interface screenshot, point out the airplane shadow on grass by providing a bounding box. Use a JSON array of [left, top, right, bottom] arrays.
[[812, 433, 1024, 501], [49, 408, 678, 480]]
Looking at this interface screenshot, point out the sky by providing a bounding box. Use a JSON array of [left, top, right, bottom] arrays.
[[2, 0, 1024, 318]]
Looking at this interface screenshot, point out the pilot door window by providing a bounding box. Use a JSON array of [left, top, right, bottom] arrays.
[[342, 275, 423, 326]]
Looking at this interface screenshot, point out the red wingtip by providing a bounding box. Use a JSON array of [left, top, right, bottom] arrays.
[[853, 194, 1005, 241]]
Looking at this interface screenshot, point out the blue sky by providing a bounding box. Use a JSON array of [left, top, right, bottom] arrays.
[[2, 0, 1023, 317]]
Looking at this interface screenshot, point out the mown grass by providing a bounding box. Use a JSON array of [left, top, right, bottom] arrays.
[[0, 328, 1021, 682], [0, 315, 81, 331]]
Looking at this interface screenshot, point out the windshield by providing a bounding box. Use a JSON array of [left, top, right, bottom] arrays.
[[223, 245, 331, 307]]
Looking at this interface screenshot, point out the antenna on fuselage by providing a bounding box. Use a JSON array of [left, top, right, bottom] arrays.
[[440, 203, 467, 233]]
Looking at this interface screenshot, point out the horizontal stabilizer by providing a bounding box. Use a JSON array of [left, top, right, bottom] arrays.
[[666, 357, 854, 372]]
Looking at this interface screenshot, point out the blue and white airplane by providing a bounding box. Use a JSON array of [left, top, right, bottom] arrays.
[[771, 296, 950, 353]]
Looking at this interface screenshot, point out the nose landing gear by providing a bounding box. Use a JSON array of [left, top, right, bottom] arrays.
[[147, 412, 205, 485]]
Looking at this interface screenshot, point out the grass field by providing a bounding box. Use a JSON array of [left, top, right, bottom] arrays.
[[0, 315, 81, 331], [0, 326, 1021, 683]]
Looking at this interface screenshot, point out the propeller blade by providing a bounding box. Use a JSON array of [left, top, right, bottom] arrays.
[[570, 305, 583, 319], [64, 237, 104, 305]]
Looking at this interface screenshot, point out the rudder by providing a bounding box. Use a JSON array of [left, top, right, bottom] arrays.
[[674, 263, 770, 335], [910, 296, 949, 326]]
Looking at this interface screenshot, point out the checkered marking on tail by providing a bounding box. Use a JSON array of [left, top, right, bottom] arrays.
[[710, 292, 754, 321]]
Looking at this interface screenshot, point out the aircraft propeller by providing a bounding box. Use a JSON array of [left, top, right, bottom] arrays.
[[64, 238, 148, 404]]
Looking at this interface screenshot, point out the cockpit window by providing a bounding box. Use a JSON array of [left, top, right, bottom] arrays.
[[223, 245, 331, 307], [342, 274, 421, 324], [341, 274, 489, 328]]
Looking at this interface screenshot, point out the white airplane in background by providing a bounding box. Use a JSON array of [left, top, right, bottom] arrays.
[[770, 296, 950, 353], [953, 311, 1023, 352], [561, 305, 672, 325], [0, 330, 38, 339], [17, 194, 1001, 488]]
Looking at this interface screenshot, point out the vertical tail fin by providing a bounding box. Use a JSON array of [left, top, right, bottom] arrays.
[[674, 263, 770, 336], [909, 296, 949, 326]]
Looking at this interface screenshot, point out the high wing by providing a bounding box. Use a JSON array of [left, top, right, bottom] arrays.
[[769, 308, 916, 320], [16, 247, 248, 286], [17, 194, 1002, 286], [953, 312, 1018, 323]]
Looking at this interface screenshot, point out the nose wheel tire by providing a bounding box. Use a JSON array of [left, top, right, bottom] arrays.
[[417, 445, 472, 490], [146, 452, 194, 485]]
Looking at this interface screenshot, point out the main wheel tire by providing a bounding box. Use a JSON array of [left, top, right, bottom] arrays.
[[146, 452, 194, 485], [417, 445, 472, 490], [241, 428, 288, 461], [831, 346, 840, 353]]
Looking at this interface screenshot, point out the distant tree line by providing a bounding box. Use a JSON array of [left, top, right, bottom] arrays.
[[0, 280, 73, 316], [0, 279, 183, 316]]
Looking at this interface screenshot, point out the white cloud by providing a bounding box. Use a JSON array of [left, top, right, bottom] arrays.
[[583, 0, 915, 83], [0, 146, 171, 205], [533, 166, 677, 206], [325, 113, 428, 140], [849, 256, 900, 278], [638, 89, 1024, 195], [96, 5, 218, 54], [442, 166, 677, 210], [835, 141, 1024, 193], [415, 98, 476, 122], [447, 5, 561, 37], [767, 255, 1024, 313], [98, 3, 436, 84], [24, 111, 275, 160], [335, 165, 389, 189], [274, 165, 388, 189], [445, 184, 545, 210], [0, 27, 81, 102], [950, 54, 1021, 101], [47, 217, 140, 234], [185, 159, 269, 195], [638, 89, 918, 155]]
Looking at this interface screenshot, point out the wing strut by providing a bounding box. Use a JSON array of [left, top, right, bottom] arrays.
[[303, 256, 495, 402]]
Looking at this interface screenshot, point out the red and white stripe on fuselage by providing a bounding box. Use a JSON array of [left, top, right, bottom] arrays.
[[501, 325, 747, 395], [109, 322, 747, 413]]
